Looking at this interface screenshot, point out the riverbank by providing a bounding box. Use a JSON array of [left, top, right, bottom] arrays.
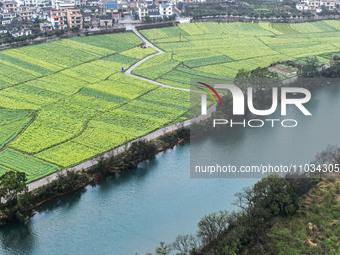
[[26, 103, 215, 192], [0, 126, 191, 225], [1, 78, 340, 254], [0, 98, 217, 226], [198, 177, 339, 255], [24, 57, 338, 217]]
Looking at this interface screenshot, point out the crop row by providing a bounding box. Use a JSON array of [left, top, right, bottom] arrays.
[[34, 87, 190, 167], [136, 21, 340, 87], [0, 149, 60, 182], [0, 32, 144, 90]]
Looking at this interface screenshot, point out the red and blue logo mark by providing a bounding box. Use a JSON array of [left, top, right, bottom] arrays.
[[198, 82, 223, 106]]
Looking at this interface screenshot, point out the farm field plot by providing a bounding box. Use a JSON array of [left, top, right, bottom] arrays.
[[137, 21, 340, 86], [2, 21, 340, 182], [0, 33, 144, 90], [0, 149, 60, 183], [35, 87, 190, 167], [0, 32, 189, 182]]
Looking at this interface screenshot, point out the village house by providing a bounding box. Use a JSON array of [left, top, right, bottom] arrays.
[[8, 27, 32, 37], [99, 15, 113, 27], [48, 9, 67, 29], [2, 1, 18, 13], [18, 6, 34, 21], [0, 27, 8, 34], [66, 8, 83, 28], [296, 0, 337, 11], [83, 12, 92, 23]]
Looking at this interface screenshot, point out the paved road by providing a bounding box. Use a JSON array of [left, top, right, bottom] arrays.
[[125, 28, 192, 92]]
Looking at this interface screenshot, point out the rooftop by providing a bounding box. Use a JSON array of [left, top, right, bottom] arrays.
[[82, 5, 99, 9], [3, 1, 18, 4], [100, 15, 112, 20], [107, 2, 118, 9]]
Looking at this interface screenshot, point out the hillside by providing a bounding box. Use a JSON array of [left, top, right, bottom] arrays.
[[259, 179, 340, 255]]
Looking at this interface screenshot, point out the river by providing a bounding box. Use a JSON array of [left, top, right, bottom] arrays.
[[0, 84, 340, 255]]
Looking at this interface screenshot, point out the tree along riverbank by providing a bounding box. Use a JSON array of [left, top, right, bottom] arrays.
[[0, 127, 190, 226]]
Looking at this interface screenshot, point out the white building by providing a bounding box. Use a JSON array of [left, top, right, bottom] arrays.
[[177, 16, 191, 23], [0, 12, 17, 24], [52, 0, 80, 10], [24, 0, 38, 6], [47, 9, 68, 29], [138, 3, 148, 19], [296, 0, 336, 11], [296, 3, 309, 10], [9, 28, 32, 37], [2, 1, 18, 12], [148, 6, 161, 19], [0, 27, 8, 34], [159, 3, 172, 16], [138, 1, 173, 20], [18, 6, 34, 20], [1, 18, 12, 25], [321, 0, 336, 10], [181, 0, 206, 2]]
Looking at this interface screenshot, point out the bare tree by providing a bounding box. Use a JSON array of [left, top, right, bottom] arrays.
[[312, 145, 340, 179], [155, 241, 171, 255], [197, 210, 229, 246], [234, 186, 255, 216], [172, 234, 199, 255]]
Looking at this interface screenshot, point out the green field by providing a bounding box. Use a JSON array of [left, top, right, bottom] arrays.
[[0, 32, 190, 182], [1, 21, 340, 182], [137, 21, 340, 87]]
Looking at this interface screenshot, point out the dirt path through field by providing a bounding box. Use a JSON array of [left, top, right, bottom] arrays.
[[124, 27, 191, 92]]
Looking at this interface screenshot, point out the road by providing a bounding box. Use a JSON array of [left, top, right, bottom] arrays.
[[124, 28, 192, 92]]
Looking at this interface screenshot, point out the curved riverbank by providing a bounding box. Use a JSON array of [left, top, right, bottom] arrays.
[[0, 142, 258, 255], [1, 82, 340, 254]]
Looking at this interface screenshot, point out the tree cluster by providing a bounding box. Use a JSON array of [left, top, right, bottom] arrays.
[[141, 174, 312, 255]]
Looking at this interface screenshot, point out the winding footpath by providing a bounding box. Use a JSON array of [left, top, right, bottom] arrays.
[[125, 28, 191, 92], [27, 27, 208, 191]]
